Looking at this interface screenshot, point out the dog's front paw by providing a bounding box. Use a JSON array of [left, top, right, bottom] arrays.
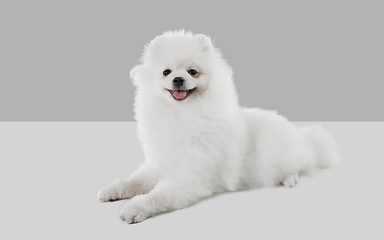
[[97, 178, 127, 202], [120, 196, 151, 224]]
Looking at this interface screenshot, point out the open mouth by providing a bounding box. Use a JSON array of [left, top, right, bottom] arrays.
[[166, 88, 196, 101]]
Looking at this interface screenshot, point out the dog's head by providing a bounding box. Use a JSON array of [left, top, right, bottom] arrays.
[[131, 31, 232, 103]]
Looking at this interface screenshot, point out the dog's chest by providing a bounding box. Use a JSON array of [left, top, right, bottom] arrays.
[[141, 111, 229, 149]]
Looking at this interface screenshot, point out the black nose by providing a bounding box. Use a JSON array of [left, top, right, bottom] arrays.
[[173, 77, 184, 87]]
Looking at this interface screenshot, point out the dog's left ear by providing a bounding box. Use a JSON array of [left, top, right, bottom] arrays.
[[195, 34, 213, 52]]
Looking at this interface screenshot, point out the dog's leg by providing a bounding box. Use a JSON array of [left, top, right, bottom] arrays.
[[282, 173, 299, 188], [97, 162, 157, 202], [119, 182, 212, 223]]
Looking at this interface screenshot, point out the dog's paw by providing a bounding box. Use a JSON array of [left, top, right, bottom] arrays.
[[120, 197, 150, 224], [282, 174, 299, 188], [97, 178, 127, 202]]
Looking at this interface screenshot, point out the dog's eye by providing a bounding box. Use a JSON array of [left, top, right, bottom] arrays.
[[163, 69, 172, 76], [188, 69, 198, 76]]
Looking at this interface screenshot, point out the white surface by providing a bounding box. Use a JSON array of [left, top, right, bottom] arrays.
[[0, 122, 383, 239]]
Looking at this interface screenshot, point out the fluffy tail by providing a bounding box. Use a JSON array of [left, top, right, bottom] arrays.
[[302, 125, 341, 169]]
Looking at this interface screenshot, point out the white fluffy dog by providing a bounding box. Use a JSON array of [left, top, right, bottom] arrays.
[[97, 30, 340, 223]]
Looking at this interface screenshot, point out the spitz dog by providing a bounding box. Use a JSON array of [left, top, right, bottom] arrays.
[[98, 30, 340, 223]]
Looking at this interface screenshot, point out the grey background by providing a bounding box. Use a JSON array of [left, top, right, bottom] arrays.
[[1, 0, 383, 121]]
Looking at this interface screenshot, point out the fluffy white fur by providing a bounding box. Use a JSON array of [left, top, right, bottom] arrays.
[[97, 30, 340, 223]]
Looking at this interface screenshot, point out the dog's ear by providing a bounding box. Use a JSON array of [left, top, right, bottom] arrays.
[[195, 34, 213, 52], [150, 36, 163, 49], [144, 35, 165, 56]]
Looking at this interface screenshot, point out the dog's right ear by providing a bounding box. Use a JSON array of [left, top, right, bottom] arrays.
[[195, 34, 213, 52], [144, 35, 164, 56]]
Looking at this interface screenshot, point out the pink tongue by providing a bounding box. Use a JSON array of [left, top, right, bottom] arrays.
[[173, 90, 187, 100]]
